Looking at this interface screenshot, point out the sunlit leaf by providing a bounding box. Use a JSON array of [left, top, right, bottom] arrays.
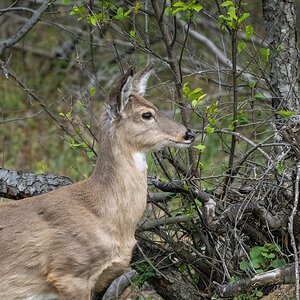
[[221, 1, 233, 7], [193, 144, 206, 152]]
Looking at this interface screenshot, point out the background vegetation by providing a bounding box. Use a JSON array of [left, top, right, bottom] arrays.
[[0, 0, 300, 299]]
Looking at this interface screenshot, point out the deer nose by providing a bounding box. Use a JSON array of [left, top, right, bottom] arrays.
[[184, 129, 196, 141]]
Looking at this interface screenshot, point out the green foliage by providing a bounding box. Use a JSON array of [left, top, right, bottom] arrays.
[[205, 125, 215, 134], [233, 289, 264, 300], [277, 109, 295, 118], [70, 1, 116, 25], [89, 87, 96, 97], [260, 48, 270, 63], [237, 42, 246, 54], [239, 243, 286, 273], [114, 7, 131, 21], [254, 93, 267, 100], [193, 143, 206, 152], [165, 0, 203, 19], [206, 101, 220, 128], [183, 82, 207, 107], [134, 262, 156, 286], [129, 30, 136, 39], [219, 1, 250, 30], [245, 25, 254, 40], [237, 110, 249, 125]]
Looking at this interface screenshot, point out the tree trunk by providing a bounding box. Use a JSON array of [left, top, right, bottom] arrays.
[[262, 0, 299, 112]]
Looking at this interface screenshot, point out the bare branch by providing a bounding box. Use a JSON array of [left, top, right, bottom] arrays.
[[138, 215, 190, 231], [288, 162, 300, 299], [215, 263, 297, 298], [0, 0, 49, 55]]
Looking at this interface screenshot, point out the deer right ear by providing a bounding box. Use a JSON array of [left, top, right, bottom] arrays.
[[107, 68, 134, 119]]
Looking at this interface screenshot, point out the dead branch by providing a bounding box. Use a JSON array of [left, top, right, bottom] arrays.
[[215, 263, 297, 298], [138, 215, 190, 232], [0, 168, 72, 199]]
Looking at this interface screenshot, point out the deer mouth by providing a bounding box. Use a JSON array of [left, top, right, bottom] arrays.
[[169, 139, 193, 147]]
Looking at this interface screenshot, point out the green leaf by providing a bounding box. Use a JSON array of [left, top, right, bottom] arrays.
[[124, 10, 131, 17], [198, 93, 207, 101], [227, 6, 237, 20], [260, 47, 270, 62], [239, 261, 250, 271], [188, 87, 203, 100], [277, 110, 295, 117], [89, 16, 97, 26], [250, 247, 264, 258], [205, 125, 215, 134], [193, 144, 206, 152], [261, 252, 275, 259], [221, 1, 233, 7], [192, 100, 198, 107], [228, 121, 235, 131], [252, 260, 262, 269], [256, 269, 265, 273], [191, 3, 203, 12], [248, 80, 256, 88], [134, 2, 143, 14], [183, 82, 190, 96], [270, 259, 285, 269], [238, 12, 250, 24], [172, 1, 186, 8], [87, 150, 95, 159], [237, 110, 249, 125], [207, 102, 219, 114], [277, 160, 284, 175], [229, 276, 238, 284], [256, 290, 264, 297], [245, 25, 253, 40], [61, 0, 69, 4], [89, 86, 96, 96], [237, 42, 245, 54], [183, 182, 189, 190], [130, 30, 136, 38], [194, 199, 203, 208], [254, 93, 266, 100], [164, 6, 171, 15], [114, 7, 124, 20]]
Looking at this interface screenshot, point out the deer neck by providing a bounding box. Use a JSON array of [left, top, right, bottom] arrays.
[[87, 137, 148, 234]]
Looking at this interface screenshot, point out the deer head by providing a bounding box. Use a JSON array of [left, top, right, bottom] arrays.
[[101, 64, 196, 154]]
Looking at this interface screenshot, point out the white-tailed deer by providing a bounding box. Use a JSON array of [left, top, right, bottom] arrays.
[[0, 65, 196, 300]]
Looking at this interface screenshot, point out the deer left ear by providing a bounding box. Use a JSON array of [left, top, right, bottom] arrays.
[[119, 72, 133, 112], [107, 67, 134, 118], [132, 63, 154, 96]]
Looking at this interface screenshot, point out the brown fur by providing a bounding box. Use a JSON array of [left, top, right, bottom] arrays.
[[0, 66, 194, 300]]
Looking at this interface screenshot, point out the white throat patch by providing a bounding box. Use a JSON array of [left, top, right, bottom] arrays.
[[132, 152, 147, 172]]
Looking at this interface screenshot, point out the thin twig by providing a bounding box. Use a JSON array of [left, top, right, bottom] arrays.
[[288, 162, 300, 300]]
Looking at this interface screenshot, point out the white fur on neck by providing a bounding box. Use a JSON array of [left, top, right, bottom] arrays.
[[132, 152, 147, 172]]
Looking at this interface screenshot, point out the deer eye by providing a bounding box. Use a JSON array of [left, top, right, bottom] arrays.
[[142, 112, 153, 120]]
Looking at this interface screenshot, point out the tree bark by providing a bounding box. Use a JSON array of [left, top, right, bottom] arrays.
[[262, 0, 299, 112], [0, 168, 72, 199]]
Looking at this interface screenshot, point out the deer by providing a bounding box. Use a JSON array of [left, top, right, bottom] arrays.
[[0, 65, 196, 300]]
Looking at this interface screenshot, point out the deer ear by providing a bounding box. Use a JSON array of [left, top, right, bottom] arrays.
[[119, 72, 133, 112], [132, 63, 154, 96], [107, 68, 134, 118]]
